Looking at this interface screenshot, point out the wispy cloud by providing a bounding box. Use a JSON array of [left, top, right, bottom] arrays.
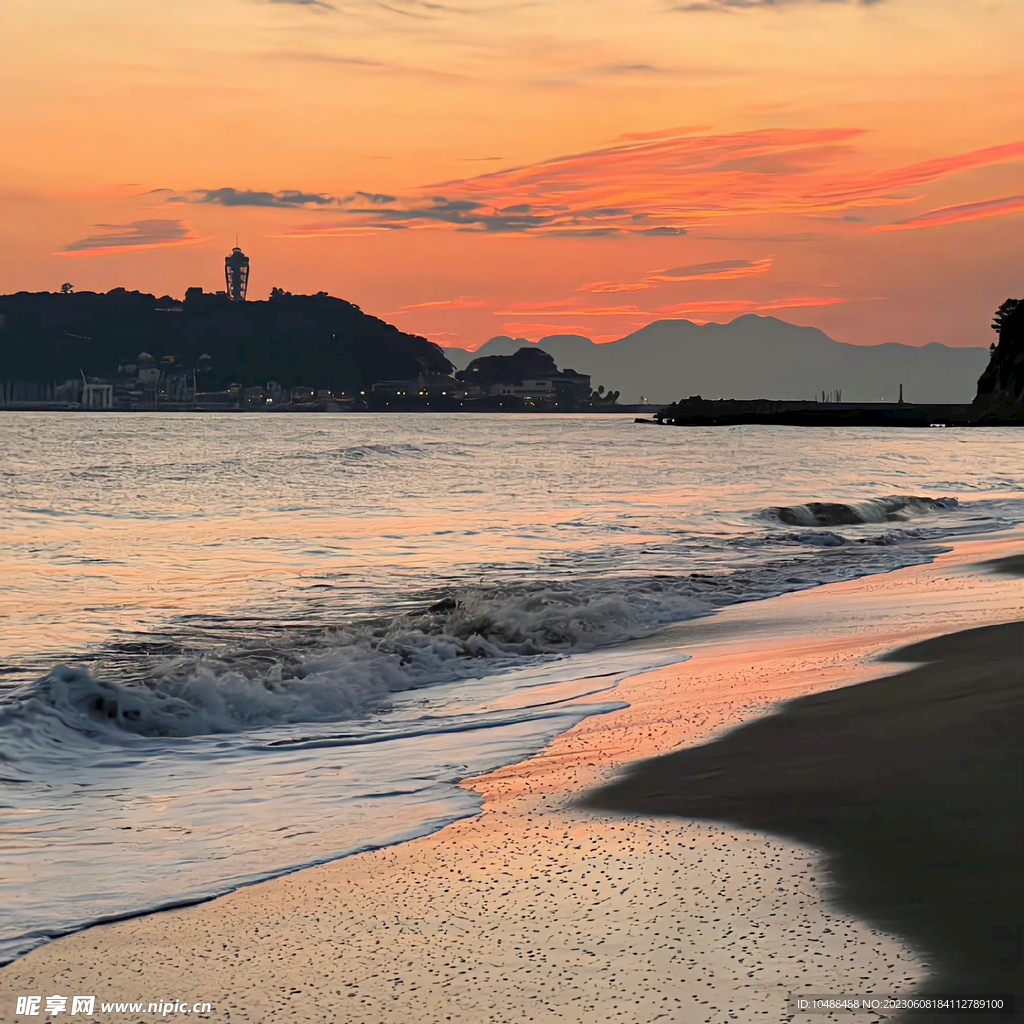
[[57, 219, 205, 258], [264, 0, 337, 12], [498, 322, 600, 337], [671, 0, 887, 11], [265, 49, 471, 81], [495, 294, 856, 319], [393, 296, 489, 311], [533, 63, 740, 89], [654, 295, 852, 314], [871, 194, 1024, 233], [580, 257, 774, 292], [170, 129, 1024, 240]]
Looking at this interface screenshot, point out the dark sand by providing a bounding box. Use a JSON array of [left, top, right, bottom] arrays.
[[981, 553, 1024, 576], [586, 620, 1024, 1023]]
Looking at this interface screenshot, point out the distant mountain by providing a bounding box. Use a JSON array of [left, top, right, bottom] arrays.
[[444, 316, 989, 405]]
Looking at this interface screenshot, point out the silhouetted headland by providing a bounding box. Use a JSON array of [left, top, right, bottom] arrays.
[[0, 286, 451, 410], [0, 289, 622, 412]]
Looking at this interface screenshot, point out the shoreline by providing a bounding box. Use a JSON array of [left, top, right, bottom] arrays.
[[2, 533, 1022, 1022], [587, 619, 1023, 1022]]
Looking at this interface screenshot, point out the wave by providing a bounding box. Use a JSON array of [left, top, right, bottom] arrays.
[[2, 585, 712, 741], [761, 494, 958, 528], [0, 494, 974, 746], [2, 535, 954, 743]]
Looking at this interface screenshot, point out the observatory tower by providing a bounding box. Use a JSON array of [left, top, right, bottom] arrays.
[[224, 245, 250, 302]]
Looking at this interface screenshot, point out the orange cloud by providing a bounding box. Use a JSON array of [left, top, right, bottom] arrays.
[[498, 323, 598, 337], [499, 294, 854, 319], [578, 281, 653, 293], [276, 129, 1022, 239], [582, 257, 775, 292], [650, 257, 774, 283], [394, 296, 489, 311], [756, 296, 854, 310], [495, 304, 648, 317], [655, 296, 852, 315], [871, 194, 1024, 233]]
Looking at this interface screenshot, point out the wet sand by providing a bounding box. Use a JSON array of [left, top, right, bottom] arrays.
[[2, 535, 1022, 1023], [588, 621, 1023, 1022]]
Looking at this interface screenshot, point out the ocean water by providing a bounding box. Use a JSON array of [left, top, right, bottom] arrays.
[[1, 412, 1022, 964]]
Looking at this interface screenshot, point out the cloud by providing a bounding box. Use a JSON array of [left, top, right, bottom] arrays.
[[536, 64, 737, 88], [653, 257, 775, 281], [57, 219, 205, 258], [589, 62, 670, 76], [580, 257, 774, 292], [265, 0, 337, 11], [173, 187, 348, 208], [870, 194, 1024, 233], [497, 303, 656, 317], [394, 296, 489, 311], [196, 128, 1023, 240], [265, 49, 470, 81], [495, 294, 856, 321], [498, 322, 606, 337], [654, 295, 853, 314], [671, 0, 886, 11]]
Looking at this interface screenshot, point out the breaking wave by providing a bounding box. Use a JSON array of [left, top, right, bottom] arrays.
[[3, 585, 711, 741], [1, 526, 954, 742], [761, 494, 958, 528]]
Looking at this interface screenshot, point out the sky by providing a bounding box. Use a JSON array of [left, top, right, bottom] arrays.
[[0, 0, 1021, 351]]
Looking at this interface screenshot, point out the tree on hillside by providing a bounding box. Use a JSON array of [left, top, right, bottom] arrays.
[[991, 298, 1020, 334]]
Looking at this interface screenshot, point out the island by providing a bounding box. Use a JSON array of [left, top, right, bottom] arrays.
[[0, 287, 620, 413]]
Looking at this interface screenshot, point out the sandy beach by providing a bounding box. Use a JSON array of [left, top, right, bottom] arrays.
[[3, 532, 1022, 1024], [589, 621, 1022, 1023]]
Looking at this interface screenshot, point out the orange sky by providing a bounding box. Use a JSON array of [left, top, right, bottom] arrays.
[[0, 0, 1021, 350]]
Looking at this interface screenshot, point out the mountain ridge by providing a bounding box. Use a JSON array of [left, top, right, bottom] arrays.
[[443, 315, 989, 405]]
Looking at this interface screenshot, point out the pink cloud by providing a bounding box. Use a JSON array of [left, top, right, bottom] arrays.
[[580, 258, 774, 293], [272, 128, 1022, 238], [871, 194, 1024, 233]]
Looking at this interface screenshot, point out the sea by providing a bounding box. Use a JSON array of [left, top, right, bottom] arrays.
[[1, 412, 1022, 964]]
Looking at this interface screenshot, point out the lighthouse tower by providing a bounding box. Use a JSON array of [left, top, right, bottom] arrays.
[[224, 245, 250, 302]]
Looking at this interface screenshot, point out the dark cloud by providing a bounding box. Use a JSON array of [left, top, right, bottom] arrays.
[[637, 226, 688, 236], [173, 188, 345, 208], [60, 219, 198, 255]]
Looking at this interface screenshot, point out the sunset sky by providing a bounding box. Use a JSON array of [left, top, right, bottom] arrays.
[[1, 0, 1021, 350]]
